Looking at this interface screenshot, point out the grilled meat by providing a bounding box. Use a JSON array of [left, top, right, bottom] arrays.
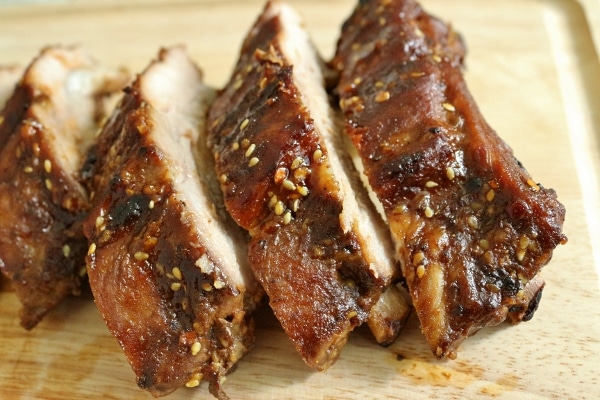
[[0, 46, 128, 329], [332, 0, 567, 359], [82, 47, 261, 398], [207, 1, 403, 370]]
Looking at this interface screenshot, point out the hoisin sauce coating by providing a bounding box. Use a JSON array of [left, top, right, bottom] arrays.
[[332, 0, 567, 358], [208, 12, 384, 369], [0, 79, 89, 329], [82, 57, 253, 397]]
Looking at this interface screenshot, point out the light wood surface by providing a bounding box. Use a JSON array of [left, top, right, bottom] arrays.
[[1, 1, 599, 399]]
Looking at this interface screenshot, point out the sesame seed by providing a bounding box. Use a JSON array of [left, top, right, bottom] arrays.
[[259, 77, 268, 90], [219, 174, 228, 184], [413, 252, 425, 265], [148, 200, 155, 209], [432, 54, 442, 63], [62, 245, 71, 258], [313, 148, 323, 162], [231, 141, 240, 151], [375, 81, 385, 88], [479, 239, 490, 250], [248, 157, 259, 167], [416, 264, 426, 279], [415, 27, 424, 37], [170, 282, 182, 291], [268, 194, 278, 208], [214, 280, 225, 289], [297, 185, 309, 197], [294, 167, 309, 180], [185, 379, 200, 388], [375, 91, 390, 103], [424, 206, 434, 218], [282, 179, 296, 191], [526, 179, 540, 191], [519, 236, 530, 250], [410, 71, 426, 77], [274, 167, 287, 184], [241, 138, 250, 149], [233, 78, 243, 89], [378, 17, 386, 26], [291, 198, 300, 212], [44, 179, 53, 190], [282, 211, 292, 225], [347, 310, 358, 319], [23, 166, 33, 173], [44, 159, 52, 173], [353, 77, 362, 86], [201, 282, 213, 292], [191, 341, 201, 355], [425, 181, 438, 188], [134, 251, 149, 261], [442, 102, 456, 112], [87, 243, 97, 256], [291, 157, 304, 170], [467, 215, 479, 229], [95, 216, 105, 228], [172, 267, 182, 280], [274, 201, 285, 216], [446, 167, 455, 180], [516, 250, 526, 262], [78, 266, 87, 277], [244, 143, 256, 158], [486, 189, 495, 202], [240, 118, 250, 130]]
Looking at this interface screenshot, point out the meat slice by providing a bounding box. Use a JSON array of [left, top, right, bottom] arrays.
[[331, 0, 567, 359], [207, 1, 403, 370], [0, 46, 128, 329], [82, 47, 261, 399]]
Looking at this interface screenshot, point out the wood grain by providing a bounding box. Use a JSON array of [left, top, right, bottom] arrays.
[[1, 0, 599, 399]]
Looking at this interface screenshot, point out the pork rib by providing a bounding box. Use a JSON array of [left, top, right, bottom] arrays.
[[0, 46, 128, 329], [82, 47, 261, 398], [331, 0, 567, 359], [207, 1, 403, 370]]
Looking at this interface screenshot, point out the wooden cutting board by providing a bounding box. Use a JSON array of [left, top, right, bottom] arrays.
[[1, 0, 599, 399]]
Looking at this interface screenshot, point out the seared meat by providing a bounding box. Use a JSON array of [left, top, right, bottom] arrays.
[[332, 0, 567, 359], [207, 1, 403, 370], [0, 46, 128, 329], [82, 47, 261, 398]]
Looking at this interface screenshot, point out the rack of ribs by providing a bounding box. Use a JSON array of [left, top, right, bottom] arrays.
[[81, 46, 262, 399], [0, 46, 128, 329], [331, 0, 567, 359], [207, 1, 407, 370]]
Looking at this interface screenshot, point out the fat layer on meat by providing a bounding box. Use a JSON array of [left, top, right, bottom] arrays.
[[207, 1, 404, 370], [0, 46, 128, 329], [332, 0, 567, 359], [82, 47, 261, 399]]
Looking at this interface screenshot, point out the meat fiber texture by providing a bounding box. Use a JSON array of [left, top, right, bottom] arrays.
[[206, 0, 406, 371], [82, 46, 262, 399], [0, 46, 129, 329], [331, 0, 567, 359]]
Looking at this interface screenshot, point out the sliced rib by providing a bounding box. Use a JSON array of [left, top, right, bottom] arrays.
[[82, 47, 261, 398], [207, 1, 403, 370], [0, 46, 128, 329], [332, 0, 567, 359]]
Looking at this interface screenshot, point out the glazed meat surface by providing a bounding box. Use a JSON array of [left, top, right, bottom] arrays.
[[332, 0, 567, 358], [82, 47, 261, 399], [207, 1, 402, 370], [0, 46, 128, 329]]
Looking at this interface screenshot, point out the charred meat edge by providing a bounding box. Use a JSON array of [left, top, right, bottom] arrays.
[[82, 47, 261, 398]]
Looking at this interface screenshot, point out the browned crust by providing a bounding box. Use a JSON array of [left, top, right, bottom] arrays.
[[207, 3, 387, 370], [83, 48, 258, 397], [332, 0, 567, 358]]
